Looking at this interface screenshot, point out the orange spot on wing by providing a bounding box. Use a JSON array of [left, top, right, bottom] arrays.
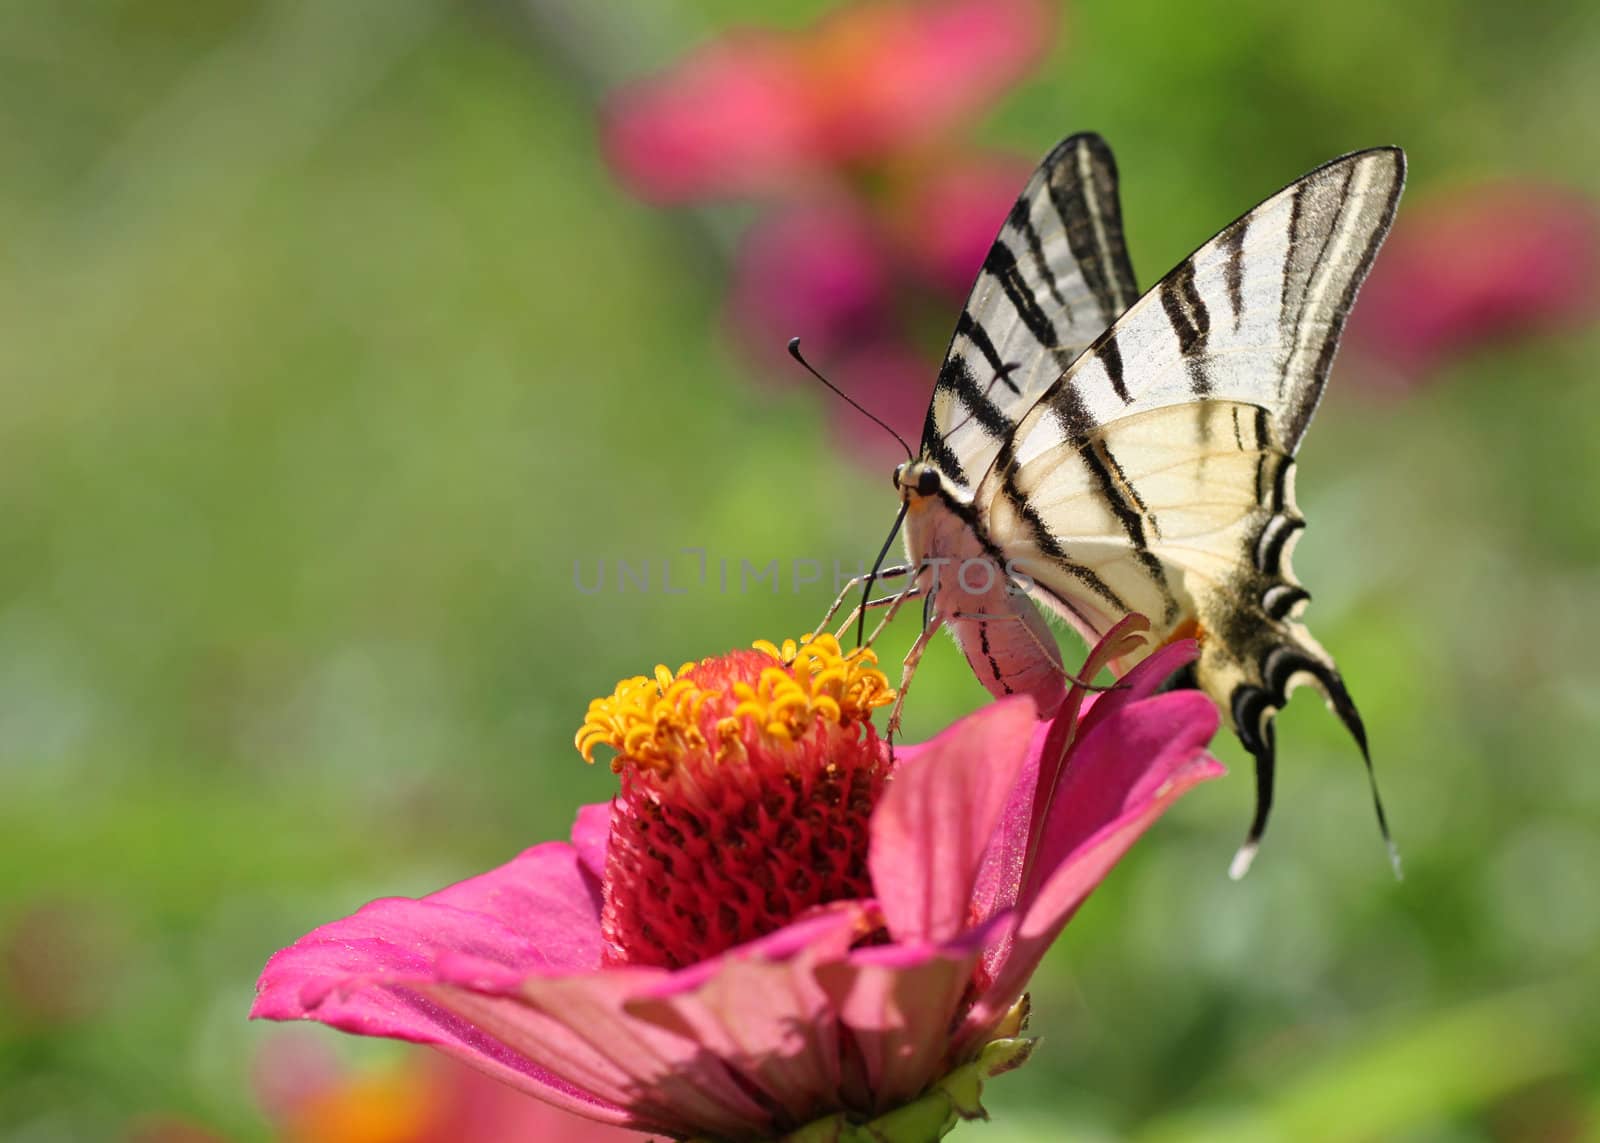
[[1164, 617, 1205, 647]]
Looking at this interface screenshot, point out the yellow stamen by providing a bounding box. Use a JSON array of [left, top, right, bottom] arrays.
[[575, 634, 894, 773]]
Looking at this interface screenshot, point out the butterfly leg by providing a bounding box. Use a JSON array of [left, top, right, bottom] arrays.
[[781, 589, 919, 669], [832, 584, 924, 649], [886, 611, 944, 739], [807, 565, 915, 642]]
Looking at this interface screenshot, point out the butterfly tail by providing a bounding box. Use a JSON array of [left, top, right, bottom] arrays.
[[1219, 630, 1399, 879], [1228, 692, 1276, 881], [1321, 666, 1402, 880]]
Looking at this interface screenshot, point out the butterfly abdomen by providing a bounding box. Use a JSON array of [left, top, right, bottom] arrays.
[[901, 484, 1069, 717]]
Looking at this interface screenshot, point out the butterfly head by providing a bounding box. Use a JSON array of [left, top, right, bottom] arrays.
[[893, 461, 943, 503]]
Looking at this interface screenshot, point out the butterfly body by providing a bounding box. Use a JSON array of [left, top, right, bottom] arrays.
[[893, 459, 1068, 716], [877, 133, 1403, 872]]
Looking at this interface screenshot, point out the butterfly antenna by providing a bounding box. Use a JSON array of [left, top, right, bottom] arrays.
[[788, 338, 914, 461]]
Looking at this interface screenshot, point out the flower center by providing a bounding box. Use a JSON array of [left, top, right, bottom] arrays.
[[576, 635, 894, 968]]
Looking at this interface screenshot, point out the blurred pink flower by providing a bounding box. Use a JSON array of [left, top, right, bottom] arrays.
[[601, 2, 1059, 466], [130, 1038, 645, 1143], [826, 337, 934, 460], [3, 895, 125, 1027], [887, 153, 1037, 300], [727, 200, 895, 364], [125, 1119, 233, 1143], [603, 0, 1054, 202], [1347, 181, 1600, 387], [724, 203, 928, 458], [253, 625, 1219, 1139], [724, 155, 1034, 459], [255, 1036, 647, 1143]]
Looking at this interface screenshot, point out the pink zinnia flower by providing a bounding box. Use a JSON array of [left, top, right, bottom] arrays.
[[1346, 180, 1600, 388], [602, 0, 1054, 202], [253, 623, 1219, 1139]]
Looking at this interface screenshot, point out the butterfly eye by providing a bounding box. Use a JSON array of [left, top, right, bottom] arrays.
[[916, 469, 941, 496], [891, 463, 906, 489]]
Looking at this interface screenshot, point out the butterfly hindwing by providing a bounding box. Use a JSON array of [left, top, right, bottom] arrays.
[[922, 132, 1139, 495]]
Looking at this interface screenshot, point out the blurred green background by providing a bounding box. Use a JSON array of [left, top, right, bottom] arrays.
[[3, 1, 1598, 1140]]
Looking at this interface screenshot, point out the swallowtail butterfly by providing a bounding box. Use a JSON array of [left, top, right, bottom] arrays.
[[830, 134, 1404, 876]]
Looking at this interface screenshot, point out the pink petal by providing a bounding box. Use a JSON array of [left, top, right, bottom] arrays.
[[334, 983, 639, 1126], [1076, 637, 1201, 742], [963, 694, 1222, 1040], [427, 846, 604, 949], [253, 843, 625, 1123], [1026, 633, 1200, 885], [1055, 613, 1160, 734], [623, 905, 869, 1127], [968, 618, 1181, 940], [635, 901, 874, 998], [816, 942, 985, 1111], [476, 907, 872, 1139], [571, 802, 612, 884], [254, 843, 603, 1014], [427, 1054, 655, 1142], [964, 717, 1053, 952], [870, 696, 1038, 944], [432, 975, 768, 1139], [1025, 691, 1219, 909]]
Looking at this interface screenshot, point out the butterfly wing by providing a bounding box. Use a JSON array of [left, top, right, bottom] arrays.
[[978, 147, 1405, 871], [921, 133, 1139, 496], [906, 133, 1142, 708]]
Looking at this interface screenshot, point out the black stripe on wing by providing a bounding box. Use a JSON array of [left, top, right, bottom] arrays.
[[1159, 261, 1213, 394], [919, 132, 1141, 474], [938, 479, 1128, 613], [940, 353, 1013, 440], [1284, 171, 1403, 447], [1276, 150, 1404, 449], [985, 242, 1076, 365], [1081, 436, 1179, 624], [1008, 194, 1070, 313], [1047, 133, 1139, 324], [1219, 215, 1249, 331], [1021, 146, 1404, 465]]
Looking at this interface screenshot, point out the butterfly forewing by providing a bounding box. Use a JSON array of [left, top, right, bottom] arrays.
[[921, 133, 1139, 494], [1005, 148, 1403, 467]]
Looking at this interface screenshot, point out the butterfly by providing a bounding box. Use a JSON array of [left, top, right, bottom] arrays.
[[817, 134, 1404, 876]]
